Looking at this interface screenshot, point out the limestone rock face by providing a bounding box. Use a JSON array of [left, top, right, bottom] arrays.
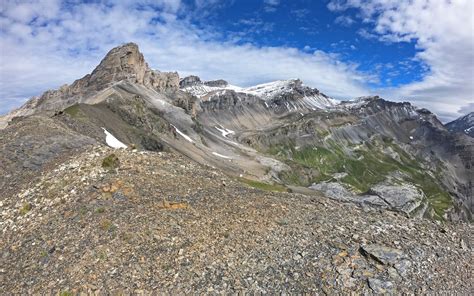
[[311, 182, 427, 217], [146, 71, 179, 92], [89, 42, 149, 87], [80, 42, 179, 92]]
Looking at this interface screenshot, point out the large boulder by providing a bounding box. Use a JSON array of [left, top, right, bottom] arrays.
[[368, 184, 424, 215]]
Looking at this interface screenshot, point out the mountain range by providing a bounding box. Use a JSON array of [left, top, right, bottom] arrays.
[[2, 42, 471, 221], [1, 42, 473, 293]]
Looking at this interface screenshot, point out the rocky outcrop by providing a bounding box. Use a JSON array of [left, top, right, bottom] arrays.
[[368, 184, 424, 215], [310, 182, 426, 217], [204, 79, 228, 87], [179, 75, 202, 88]]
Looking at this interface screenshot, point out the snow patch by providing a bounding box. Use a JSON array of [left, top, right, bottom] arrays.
[[183, 84, 243, 98], [102, 128, 127, 149], [212, 152, 231, 159], [244, 79, 298, 100], [171, 125, 194, 143], [215, 125, 235, 137]]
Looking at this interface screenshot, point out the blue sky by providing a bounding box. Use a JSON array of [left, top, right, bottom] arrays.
[[0, 0, 473, 121], [186, 0, 428, 88]]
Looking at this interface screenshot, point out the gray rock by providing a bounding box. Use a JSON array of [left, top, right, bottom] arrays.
[[204, 79, 228, 87], [358, 194, 390, 208], [360, 244, 406, 265], [368, 278, 394, 294], [394, 260, 412, 277], [368, 184, 424, 215], [309, 182, 354, 202], [179, 75, 202, 88], [112, 191, 127, 201]]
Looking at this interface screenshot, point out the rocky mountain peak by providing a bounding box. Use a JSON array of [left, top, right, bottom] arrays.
[[86, 42, 180, 92], [0, 42, 180, 125], [89, 42, 149, 86], [243, 79, 318, 100], [446, 111, 474, 137], [179, 76, 229, 88]]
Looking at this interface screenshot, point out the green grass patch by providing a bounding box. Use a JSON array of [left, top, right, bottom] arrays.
[[19, 203, 32, 215], [238, 177, 288, 192], [63, 104, 81, 117], [102, 153, 120, 171]]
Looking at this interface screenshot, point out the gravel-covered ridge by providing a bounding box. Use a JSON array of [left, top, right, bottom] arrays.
[[1, 146, 472, 294]]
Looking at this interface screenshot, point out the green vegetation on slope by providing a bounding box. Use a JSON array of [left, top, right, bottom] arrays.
[[64, 104, 81, 117], [238, 177, 289, 193], [266, 140, 452, 219]]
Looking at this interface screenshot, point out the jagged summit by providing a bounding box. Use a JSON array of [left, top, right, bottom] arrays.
[[67, 42, 179, 96], [244, 79, 307, 100], [88, 42, 149, 86], [446, 112, 474, 137]]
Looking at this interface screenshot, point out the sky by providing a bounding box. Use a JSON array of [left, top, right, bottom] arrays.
[[0, 0, 473, 122]]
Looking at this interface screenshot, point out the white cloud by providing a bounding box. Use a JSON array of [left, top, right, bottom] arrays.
[[0, 0, 370, 115], [334, 15, 355, 27], [458, 103, 474, 116], [328, 0, 474, 121], [263, 0, 280, 12], [264, 0, 280, 5]]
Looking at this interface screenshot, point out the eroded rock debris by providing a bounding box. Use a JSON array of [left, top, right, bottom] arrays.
[[1, 146, 472, 294]]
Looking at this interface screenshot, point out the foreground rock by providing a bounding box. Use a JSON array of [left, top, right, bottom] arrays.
[[1, 146, 472, 294]]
